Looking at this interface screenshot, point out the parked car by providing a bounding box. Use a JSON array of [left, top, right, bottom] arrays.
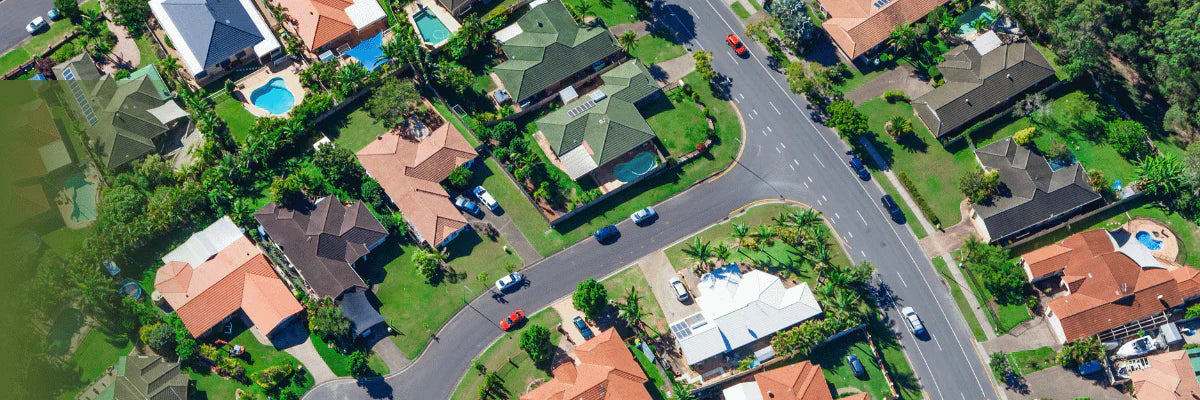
[[901, 306, 926, 336], [669, 277, 689, 302], [26, 17, 48, 34], [593, 225, 619, 244], [572, 316, 594, 340], [726, 34, 747, 56], [849, 157, 870, 180], [630, 206, 657, 225], [454, 196, 482, 216], [499, 310, 526, 331], [847, 354, 866, 378], [881, 195, 904, 223], [494, 272, 524, 292], [472, 186, 499, 211], [47, 8, 61, 20]]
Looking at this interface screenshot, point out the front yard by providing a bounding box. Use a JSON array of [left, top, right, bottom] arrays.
[[600, 265, 667, 332], [629, 33, 686, 65], [449, 308, 563, 400], [644, 92, 708, 157], [190, 320, 314, 399], [800, 331, 898, 399], [931, 257, 988, 341], [0, 1, 101, 74], [309, 332, 390, 377], [561, 0, 643, 26]]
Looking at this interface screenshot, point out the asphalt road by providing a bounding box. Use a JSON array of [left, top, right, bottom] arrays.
[[0, 0, 55, 54], [305, 1, 1000, 399]]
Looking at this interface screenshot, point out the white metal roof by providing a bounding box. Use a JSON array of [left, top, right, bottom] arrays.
[[559, 145, 599, 180], [147, 100, 189, 124], [722, 382, 765, 400], [494, 23, 523, 43], [161, 216, 244, 268], [972, 31, 1003, 55], [345, 0, 386, 29]]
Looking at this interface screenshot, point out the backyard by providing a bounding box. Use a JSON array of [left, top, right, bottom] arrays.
[[628, 341, 670, 399], [449, 309, 562, 400], [318, 95, 392, 151], [57, 327, 133, 400], [561, 0, 643, 26], [214, 92, 258, 144]]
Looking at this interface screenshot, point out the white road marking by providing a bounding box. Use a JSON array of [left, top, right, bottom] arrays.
[[807, 176, 813, 183], [726, 51, 740, 64], [822, 195, 828, 202], [847, 231, 853, 238], [766, 125, 773, 132], [896, 271, 908, 287], [739, 93, 745, 100], [769, 101, 781, 115], [734, 96, 741, 104], [752, 108, 758, 116], [861, 250, 867, 258], [803, 182, 809, 189], [748, 112, 755, 120], [762, 130, 768, 136], [792, 159, 799, 165], [779, 142, 786, 149], [834, 212, 840, 220], [857, 210, 868, 225], [933, 335, 944, 351], [812, 153, 826, 168], [775, 147, 781, 153], [789, 164, 795, 171]]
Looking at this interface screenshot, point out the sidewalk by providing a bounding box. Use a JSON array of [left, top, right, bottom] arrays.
[[857, 136, 937, 236], [940, 253, 995, 340]]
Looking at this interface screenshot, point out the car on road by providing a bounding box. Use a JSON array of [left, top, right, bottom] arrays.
[[668, 277, 689, 302], [26, 17, 48, 34], [849, 157, 870, 181], [454, 196, 482, 217], [630, 206, 657, 225], [500, 310, 525, 331], [881, 195, 905, 223], [726, 34, 747, 56], [494, 272, 523, 292], [572, 316, 594, 340], [593, 225, 619, 244], [472, 186, 499, 211], [847, 354, 866, 378], [901, 306, 926, 336]]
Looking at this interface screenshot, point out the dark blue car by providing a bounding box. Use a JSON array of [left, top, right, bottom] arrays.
[[847, 354, 866, 378], [593, 225, 619, 244], [849, 157, 870, 180], [573, 316, 594, 340]]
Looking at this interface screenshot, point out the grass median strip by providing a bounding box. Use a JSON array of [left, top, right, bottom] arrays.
[[932, 257, 988, 341]]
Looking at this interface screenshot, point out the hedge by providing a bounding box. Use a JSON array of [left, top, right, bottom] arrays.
[[897, 172, 941, 227]]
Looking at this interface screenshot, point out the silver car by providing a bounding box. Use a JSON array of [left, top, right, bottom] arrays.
[[902, 306, 926, 335], [494, 272, 523, 292], [669, 277, 689, 302], [630, 206, 657, 225]]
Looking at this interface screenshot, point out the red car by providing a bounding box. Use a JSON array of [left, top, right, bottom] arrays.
[[500, 310, 526, 331], [726, 34, 747, 56]]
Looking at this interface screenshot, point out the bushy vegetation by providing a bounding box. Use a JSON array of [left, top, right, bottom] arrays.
[[897, 172, 941, 227], [961, 237, 1028, 305]]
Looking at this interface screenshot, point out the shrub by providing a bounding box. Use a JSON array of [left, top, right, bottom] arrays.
[[1044, 140, 1072, 163], [447, 166, 472, 189], [1106, 120, 1152, 160], [572, 279, 609, 320], [348, 350, 371, 377], [113, 69, 132, 80], [883, 90, 909, 103], [826, 100, 869, 140], [252, 361, 296, 389], [885, 116, 914, 138], [307, 298, 352, 341], [1012, 127, 1038, 145], [147, 323, 176, 352], [897, 172, 941, 227], [1057, 337, 1104, 368], [519, 324, 553, 365], [959, 167, 1000, 204], [139, 322, 162, 345], [1186, 303, 1200, 319]]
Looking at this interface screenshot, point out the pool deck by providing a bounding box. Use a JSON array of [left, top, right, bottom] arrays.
[[405, 0, 461, 49], [53, 164, 101, 230], [1124, 218, 1181, 264], [591, 142, 662, 193], [234, 59, 307, 118]]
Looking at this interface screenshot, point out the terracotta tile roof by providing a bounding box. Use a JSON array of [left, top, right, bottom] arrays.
[[1022, 229, 1113, 279], [1131, 350, 1200, 400], [841, 394, 871, 400], [355, 122, 477, 247], [277, 0, 356, 50], [155, 235, 302, 337], [819, 0, 949, 58], [521, 329, 651, 400], [1022, 243, 1074, 279], [754, 361, 834, 400]]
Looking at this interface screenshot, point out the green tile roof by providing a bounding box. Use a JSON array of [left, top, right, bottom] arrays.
[[494, 0, 620, 102], [538, 61, 660, 175]]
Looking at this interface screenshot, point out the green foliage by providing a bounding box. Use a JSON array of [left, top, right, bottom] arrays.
[[103, 0, 150, 35], [1044, 140, 1072, 162], [693, 51, 715, 82], [252, 361, 297, 389], [519, 324, 553, 365], [1057, 337, 1104, 368], [990, 351, 1016, 378], [826, 100, 869, 139], [962, 238, 1027, 305], [959, 167, 1000, 204], [411, 248, 445, 284], [771, 317, 859, 357], [1138, 155, 1187, 198], [1186, 303, 1200, 319], [769, 0, 818, 47], [1105, 120, 1152, 160], [1012, 127, 1038, 145], [435, 61, 474, 95], [314, 142, 365, 195], [572, 279, 609, 320], [147, 323, 176, 352], [347, 350, 370, 377], [268, 175, 305, 207], [897, 172, 941, 227], [365, 78, 422, 128], [447, 166, 472, 189], [55, 0, 81, 20], [883, 90, 909, 103], [885, 115, 914, 138], [618, 30, 638, 51], [361, 179, 387, 212], [307, 298, 353, 341]]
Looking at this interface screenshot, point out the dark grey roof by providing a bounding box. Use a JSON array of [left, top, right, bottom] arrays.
[[254, 196, 388, 298], [159, 0, 265, 69], [339, 290, 386, 336], [913, 39, 1056, 137], [113, 355, 188, 400], [973, 138, 1103, 241], [435, 0, 476, 14]]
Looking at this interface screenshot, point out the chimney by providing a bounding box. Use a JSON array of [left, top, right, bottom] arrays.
[[964, 98, 971, 106]]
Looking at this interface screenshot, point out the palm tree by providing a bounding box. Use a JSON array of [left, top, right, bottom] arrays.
[[771, 214, 792, 229], [75, 8, 104, 43], [755, 225, 775, 247], [789, 209, 822, 229], [970, 16, 990, 34], [938, 12, 958, 33], [713, 243, 732, 266], [682, 237, 714, 272], [806, 243, 832, 274], [617, 31, 638, 52], [731, 222, 750, 239], [379, 38, 405, 68], [888, 23, 918, 55], [281, 118, 306, 139], [618, 287, 647, 330], [961, 235, 986, 262]]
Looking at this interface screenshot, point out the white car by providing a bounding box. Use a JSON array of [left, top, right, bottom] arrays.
[[668, 277, 689, 302], [26, 17, 48, 34], [494, 272, 523, 292], [630, 206, 657, 225], [472, 186, 499, 211], [901, 306, 926, 335]]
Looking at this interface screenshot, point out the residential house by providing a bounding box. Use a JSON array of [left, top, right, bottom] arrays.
[[2, 95, 72, 227], [722, 360, 842, 400], [521, 328, 652, 400], [150, 0, 282, 86], [534, 60, 663, 192], [435, 0, 476, 15], [1021, 229, 1200, 343], [52, 54, 188, 170], [670, 264, 823, 365], [913, 34, 1056, 138], [816, 0, 949, 60], [155, 216, 303, 337], [274, 0, 387, 53], [355, 118, 478, 248], [255, 196, 389, 337], [1130, 349, 1200, 399], [491, 0, 621, 107], [968, 137, 1103, 244], [101, 355, 189, 400]]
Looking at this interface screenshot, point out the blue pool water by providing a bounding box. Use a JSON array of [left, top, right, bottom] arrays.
[[956, 7, 998, 37], [1136, 231, 1163, 250], [414, 9, 452, 44], [250, 77, 295, 115], [344, 31, 387, 71], [613, 151, 658, 182]]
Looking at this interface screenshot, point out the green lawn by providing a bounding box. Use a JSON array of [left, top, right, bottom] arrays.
[[449, 309, 562, 400], [469, 158, 555, 256], [191, 319, 314, 399], [802, 332, 894, 400], [1007, 346, 1057, 376], [932, 257, 987, 341], [875, 176, 928, 238], [856, 98, 977, 226], [730, 2, 751, 18], [628, 341, 669, 399], [214, 92, 258, 144], [561, 0, 642, 26], [134, 36, 161, 69], [364, 230, 524, 358], [0, 1, 100, 74], [663, 203, 795, 268], [959, 257, 1032, 335], [61, 328, 132, 398], [630, 34, 687, 65], [645, 92, 708, 157], [868, 321, 922, 399], [317, 95, 391, 151], [601, 265, 667, 332], [834, 61, 893, 94], [41, 224, 93, 252], [309, 333, 390, 377]]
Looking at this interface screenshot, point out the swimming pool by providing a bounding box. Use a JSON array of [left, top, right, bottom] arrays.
[[414, 9, 452, 44], [344, 30, 387, 71], [955, 6, 998, 37], [250, 77, 296, 115], [65, 174, 97, 224], [613, 151, 658, 182], [1136, 231, 1163, 250]]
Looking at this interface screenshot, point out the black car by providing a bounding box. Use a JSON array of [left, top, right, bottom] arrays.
[[849, 157, 870, 180], [847, 354, 866, 378], [593, 225, 619, 244], [881, 195, 905, 223]]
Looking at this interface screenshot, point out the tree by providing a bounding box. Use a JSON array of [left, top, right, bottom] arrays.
[[825, 100, 869, 139], [1044, 140, 1071, 163], [314, 142, 364, 192], [693, 51, 715, 82], [435, 61, 474, 95], [618, 31, 638, 52], [768, 0, 817, 47], [446, 166, 472, 189], [103, 0, 150, 35], [1106, 120, 1152, 160], [1013, 93, 1047, 120], [885, 115, 913, 138], [573, 279, 609, 320], [348, 350, 371, 377], [681, 237, 714, 272], [307, 298, 353, 340], [1012, 127, 1038, 145], [888, 23, 919, 55], [335, 62, 369, 96], [147, 323, 177, 353], [365, 78, 421, 128], [713, 243, 733, 265], [519, 324, 553, 365], [268, 176, 305, 207], [617, 287, 647, 331], [1056, 337, 1104, 368], [1138, 155, 1187, 198], [56, 0, 82, 20], [959, 167, 1000, 204]]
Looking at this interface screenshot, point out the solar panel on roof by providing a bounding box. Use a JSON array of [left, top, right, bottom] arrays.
[[873, 0, 895, 7], [62, 67, 99, 126], [565, 99, 597, 118], [670, 321, 692, 338]]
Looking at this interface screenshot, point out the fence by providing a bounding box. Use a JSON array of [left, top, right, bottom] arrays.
[[1002, 190, 1144, 251]]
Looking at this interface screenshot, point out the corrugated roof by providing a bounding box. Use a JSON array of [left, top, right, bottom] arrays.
[[493, 0, 620, 102]]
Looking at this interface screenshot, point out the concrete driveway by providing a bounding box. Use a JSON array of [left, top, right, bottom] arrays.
[[635, 252, 698, 322]]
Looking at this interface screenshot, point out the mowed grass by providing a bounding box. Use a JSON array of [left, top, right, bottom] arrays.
[[58, 328, 133, 399], [931, 257, 988, 341], [630, 34, 687, 65], [134, 36, 161, 69], [309, 333, 390, 377], [0, 1, 101, 73], [318, 95, 390, 151], [663, 203, 794, 268], [190, 320, 314, 399], [468, 158, 554, 256], [730, 1, 751, 18], [561, 0, 641, 25], [1007, 346, 1057, 376], [601, 265, 667, 332], [449, 309, 562, 400], [214, 92, 258, 144], [959, 254, 1032, 335], [875, 176, 928, 238], [857, 98, 978, 226], [645, 92, 708, 157], [363, 230, 524, 358], [801, 331, 894, 400], [628, 341, 670, 398]]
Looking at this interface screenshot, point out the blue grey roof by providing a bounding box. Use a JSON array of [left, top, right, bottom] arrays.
[[340, 290, 386, 336], [160, 0, 265, 69]]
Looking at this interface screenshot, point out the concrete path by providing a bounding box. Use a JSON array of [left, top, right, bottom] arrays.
[[982, 316, 1059, 354], [845, 64, 934, 105], [648, 53, 694, 86], [857, 135, 937, 236], [608, 21, 650, 40], [366, 331, 411, 373], [256, 321, 338, 384], [918, 199, 979, 255], [940, 253, 996, 340], [97, 17, 139, 75]]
